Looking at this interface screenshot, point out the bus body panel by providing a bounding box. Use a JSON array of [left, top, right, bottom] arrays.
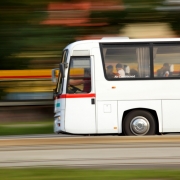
[[162, 100, 180, 132], [65, 97, 96, 134], [95, 80, 180, 100], [97, 101, 118, 133]]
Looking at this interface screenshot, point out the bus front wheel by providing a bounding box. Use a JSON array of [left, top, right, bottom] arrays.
[[123, 110, 156, 136]]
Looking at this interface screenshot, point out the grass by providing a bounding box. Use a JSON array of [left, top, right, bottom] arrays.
[[0, 121, 53, 135], [0, 168, 180, 180]]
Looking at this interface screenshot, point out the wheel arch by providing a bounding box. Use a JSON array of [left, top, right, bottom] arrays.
[[122, 108, 159, 134]]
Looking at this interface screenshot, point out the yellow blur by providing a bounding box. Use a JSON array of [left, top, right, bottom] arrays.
[[0, 69, 52, 79]]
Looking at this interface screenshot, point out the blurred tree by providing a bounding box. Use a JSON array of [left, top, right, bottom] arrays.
[[0, 0, 49, 70], [122, 0, 164, 23], [1, 0, 180, 102], [89, 9, 127, 36], [155, 1, 180, 36], [1, 0, 180, 70], [169, 12, 180, 35]]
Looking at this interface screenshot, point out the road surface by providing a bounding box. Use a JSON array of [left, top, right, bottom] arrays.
[[0, 135, 180, 169]]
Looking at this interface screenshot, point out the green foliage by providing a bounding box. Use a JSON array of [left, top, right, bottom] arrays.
[[0, 122, 53, 135], [90, 10, 127, 31], [0, 0, 82, 70], [0, 1, 48, 70], [0, 168, 180, 180], [122, 0, 163, 23], [123, 0, 180, 36], [124, 0, 160, 6], [1, 0, 180, 71], [165, 11, 180, 35]]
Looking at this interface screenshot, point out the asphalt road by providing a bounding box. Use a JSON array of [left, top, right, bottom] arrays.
[[1, 135, 180, 169]]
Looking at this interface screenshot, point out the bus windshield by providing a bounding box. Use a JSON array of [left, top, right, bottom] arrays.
[[56, 50, 68, 94]]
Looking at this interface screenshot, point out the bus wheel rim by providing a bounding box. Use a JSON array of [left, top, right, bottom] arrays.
[[130, 116, 150, 135]]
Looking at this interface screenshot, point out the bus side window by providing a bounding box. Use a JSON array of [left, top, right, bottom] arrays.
[[153, 45, 180, 78], [102, 45, 150, 79]]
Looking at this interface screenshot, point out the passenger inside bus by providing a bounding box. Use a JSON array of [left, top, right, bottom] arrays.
[[157, 63, 170, 77], [68, 68, 91, 93], [124, 65, 130, 76], [106, 65, 115, 79], [116, 63, 125, 78], [130, 69, 139, 77]]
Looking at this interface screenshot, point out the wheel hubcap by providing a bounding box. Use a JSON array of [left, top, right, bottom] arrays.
[[130, 116, 150, 135]]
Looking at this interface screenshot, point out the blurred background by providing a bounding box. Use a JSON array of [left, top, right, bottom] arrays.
[[0, 0, 180, 126]]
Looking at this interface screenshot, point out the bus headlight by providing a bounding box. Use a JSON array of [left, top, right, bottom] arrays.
[[55, 116, 61, 127], [57, 116, 61, 126], [55, 116, 60, 121]]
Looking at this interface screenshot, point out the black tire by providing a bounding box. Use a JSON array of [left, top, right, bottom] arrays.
[[123, 110, 156, 136]]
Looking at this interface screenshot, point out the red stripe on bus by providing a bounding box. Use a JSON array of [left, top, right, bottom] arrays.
[[57, 94, 95, 99]]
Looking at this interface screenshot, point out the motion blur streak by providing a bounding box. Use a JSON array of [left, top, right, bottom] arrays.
[[0, 1, 180, 129], [1, 0, 180, 103], [1, 136, 180, 168]]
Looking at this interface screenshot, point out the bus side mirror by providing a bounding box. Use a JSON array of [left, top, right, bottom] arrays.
[[53, 88, 57, 99], [51, 68, 58, 83], [60, 63, 65, 78]]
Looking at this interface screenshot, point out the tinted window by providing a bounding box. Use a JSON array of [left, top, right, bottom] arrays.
[[67, 57, 91, 94], [101, 44, 150, 80], [153, 45, 180, 78]]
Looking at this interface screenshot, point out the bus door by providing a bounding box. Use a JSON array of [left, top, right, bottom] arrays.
[[65, 56, 96, 134]]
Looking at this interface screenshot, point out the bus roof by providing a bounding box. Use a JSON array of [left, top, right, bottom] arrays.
[[64, 37, 180, 50]]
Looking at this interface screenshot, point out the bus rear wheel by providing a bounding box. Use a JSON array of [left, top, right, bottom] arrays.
[[123, 110, 156, 136]]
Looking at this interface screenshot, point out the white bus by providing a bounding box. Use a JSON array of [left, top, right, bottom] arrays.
[[52, 37, 180, 136]]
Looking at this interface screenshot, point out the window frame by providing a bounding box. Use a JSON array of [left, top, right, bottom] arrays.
[[56, 49, 68, 94], [100, 42, 180, 81], [153, 43, 180, 80], [100, 42, 152, 81], [66, 56, 92, 94]]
